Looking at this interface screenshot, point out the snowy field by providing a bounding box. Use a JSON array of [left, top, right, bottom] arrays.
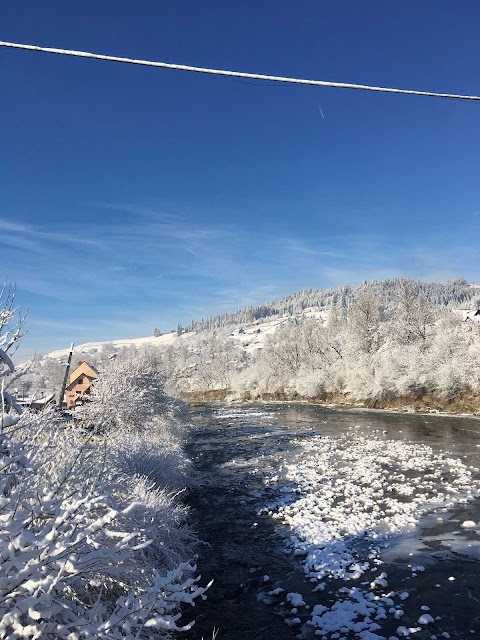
[[47, 330, 188, 358]]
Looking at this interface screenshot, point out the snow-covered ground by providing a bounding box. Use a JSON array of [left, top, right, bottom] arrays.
[[47, 330, 192, 359]]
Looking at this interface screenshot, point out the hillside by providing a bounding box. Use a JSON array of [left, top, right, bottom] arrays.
[[25, 277, 480, 415], [183, 277, 479, 332], [47, 278, 479, 360], [47, 330, 189, 360]]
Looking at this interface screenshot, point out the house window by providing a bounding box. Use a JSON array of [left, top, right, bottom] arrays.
[[78, 377, 83, 384]]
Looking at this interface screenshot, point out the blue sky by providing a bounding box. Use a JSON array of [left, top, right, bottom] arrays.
[[2, 1, 480, 358]]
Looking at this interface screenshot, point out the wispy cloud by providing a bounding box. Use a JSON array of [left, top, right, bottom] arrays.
[[210, 284, 282, 309], [0, 217, 98, 248], [33, 318, 89, 332], [90, 201, 180, 221]]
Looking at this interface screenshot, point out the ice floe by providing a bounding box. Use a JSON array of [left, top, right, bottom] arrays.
[[258, 433, 480, 638]]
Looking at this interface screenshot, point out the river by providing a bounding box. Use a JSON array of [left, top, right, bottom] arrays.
[[183, 404, 480, 640]]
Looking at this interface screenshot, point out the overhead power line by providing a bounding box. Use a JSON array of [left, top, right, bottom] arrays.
[[1, 40, 480, 102]]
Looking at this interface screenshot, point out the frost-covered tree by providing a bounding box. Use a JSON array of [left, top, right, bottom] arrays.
[[0, 282, 28, 426], [347, 287, 386, 356], [471, 295, 480, 311], [17, 355, 65, 398], [192, 331, 246, 391], [155, 331, 247, 394], [392, 279, 438, 348]]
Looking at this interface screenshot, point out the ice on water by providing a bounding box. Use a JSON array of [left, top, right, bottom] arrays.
[[258, 432, 480, 638]]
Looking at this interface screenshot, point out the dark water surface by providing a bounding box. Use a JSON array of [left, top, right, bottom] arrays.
[[182, 404, 480, 640]]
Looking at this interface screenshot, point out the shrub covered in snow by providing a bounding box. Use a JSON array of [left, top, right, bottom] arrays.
[[0, 289, 208, 638], [79, 351, 191, 488]]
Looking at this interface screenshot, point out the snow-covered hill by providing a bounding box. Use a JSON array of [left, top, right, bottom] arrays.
[[47, 306, 330, 360], [45, 276, 479, 361], [48, 331, 188, 359]]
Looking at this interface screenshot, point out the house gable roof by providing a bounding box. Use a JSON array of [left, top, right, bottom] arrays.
[[69, 361, 99, 384]]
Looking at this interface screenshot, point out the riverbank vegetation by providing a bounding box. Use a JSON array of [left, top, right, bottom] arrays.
[[159, 279, 480, 413]]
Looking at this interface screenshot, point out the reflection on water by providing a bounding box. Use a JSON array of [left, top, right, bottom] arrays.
[[275, 403, 480, 455]]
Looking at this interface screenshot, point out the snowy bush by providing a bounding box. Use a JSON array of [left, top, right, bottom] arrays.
[[0, 288, 208, 638], [0, 421, 208, 638], [80, 351, 187, 435], [80, 351, 191, 488]]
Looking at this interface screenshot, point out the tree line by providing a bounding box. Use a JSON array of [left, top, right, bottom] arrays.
[[155, 279, 480, 408]]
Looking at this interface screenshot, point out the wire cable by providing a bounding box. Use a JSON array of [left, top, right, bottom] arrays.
[[1, 40, 479, 102]]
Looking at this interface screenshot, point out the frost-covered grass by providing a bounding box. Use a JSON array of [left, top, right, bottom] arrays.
[[259, 433, 480, 638]]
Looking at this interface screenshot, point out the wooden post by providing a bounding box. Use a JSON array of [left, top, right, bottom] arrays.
[[58, 343, 74, 409]]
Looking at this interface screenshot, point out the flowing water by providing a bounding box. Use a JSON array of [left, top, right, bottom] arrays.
[[183, 404, 480, 640]]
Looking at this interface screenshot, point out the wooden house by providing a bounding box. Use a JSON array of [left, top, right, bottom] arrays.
[[65, 361, 99, 409]]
